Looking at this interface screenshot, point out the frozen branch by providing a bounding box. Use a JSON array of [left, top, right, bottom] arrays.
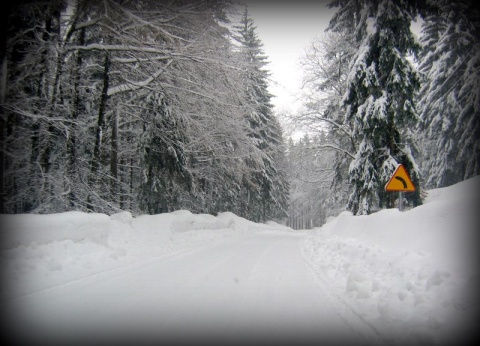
[[312, 143, 355, 159], [300, 111, 353, 138], [63, 44, 170, 54], [107, 59, 173, 96], [73, 18, 102, 31]]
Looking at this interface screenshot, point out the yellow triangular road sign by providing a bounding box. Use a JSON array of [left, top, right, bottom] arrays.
[[385, 164, 416, 192]]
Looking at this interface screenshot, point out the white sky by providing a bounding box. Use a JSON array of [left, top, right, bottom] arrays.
[[246, 1, 335, 113]]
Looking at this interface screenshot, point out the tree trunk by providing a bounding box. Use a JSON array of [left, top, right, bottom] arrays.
[[0, 0, 8, 213], [37, 10, 62, 210], [40, 13, 61, 176], [110, 108, 118, 203], [119, 156, 126, 210], [87, 52, 110, 211], [0, 46, 6, 214], [92, 52, 110, 174], [67, 28, 85, 208], [129, 156, 134, 211]]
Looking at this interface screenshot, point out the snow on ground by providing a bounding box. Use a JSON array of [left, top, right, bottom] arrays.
[[302, 176, 480, 345], [0, 176, 479, 345], [0, 210, 290, 300]]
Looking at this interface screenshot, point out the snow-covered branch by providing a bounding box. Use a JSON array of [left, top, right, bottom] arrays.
[[310, 143, 354, 159], [63, 44, 171, 54], [107, 59, 173, 96], [73, 18, 102, 31], [300, 111, 353, 138]]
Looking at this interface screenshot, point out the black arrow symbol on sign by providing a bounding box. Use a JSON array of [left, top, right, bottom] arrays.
[[395, 176, 408, 189]]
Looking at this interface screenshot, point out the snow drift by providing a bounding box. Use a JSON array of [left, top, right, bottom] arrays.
[[0, 210, 292, 299], [303, 176, 480, 345], [0, 176, 479, 345]]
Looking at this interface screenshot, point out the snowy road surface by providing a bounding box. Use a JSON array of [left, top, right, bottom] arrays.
[[3, 178, 479, 346], [4, 232, 379, 345]]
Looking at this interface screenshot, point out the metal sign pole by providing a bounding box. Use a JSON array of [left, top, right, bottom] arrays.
[[398, 191, 403, 211]]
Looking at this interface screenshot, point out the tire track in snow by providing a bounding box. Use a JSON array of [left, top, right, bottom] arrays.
[[5, 230, 383, 345], [300, 237, 390, 345]]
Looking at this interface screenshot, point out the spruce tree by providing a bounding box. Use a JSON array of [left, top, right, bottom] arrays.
[[233, 7, 289, 222], [2, 0, 265, 216], [138, 92, 192, 214], [417, 0, 480, 188], [332, 0, 423, 215]]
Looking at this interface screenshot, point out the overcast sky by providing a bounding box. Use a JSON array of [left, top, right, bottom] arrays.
[[246, 1, 335, 113]]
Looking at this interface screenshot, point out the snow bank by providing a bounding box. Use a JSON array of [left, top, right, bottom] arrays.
[[0, 209, 287, 251], [0, 209, 291, 298], [303, 176, 480, 345], [3, 177, 477, 345], [0, 211, 110, 250], [107, 210, 289, 253]]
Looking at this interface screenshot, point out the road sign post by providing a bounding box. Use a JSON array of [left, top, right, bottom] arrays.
[[385, 164, 415, 211]]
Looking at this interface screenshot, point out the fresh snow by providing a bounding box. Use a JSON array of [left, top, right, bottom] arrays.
[[1, 177, 479, 345]]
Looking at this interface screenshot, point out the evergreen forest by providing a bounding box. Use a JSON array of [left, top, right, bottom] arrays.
[[1, 0, 478, 228]]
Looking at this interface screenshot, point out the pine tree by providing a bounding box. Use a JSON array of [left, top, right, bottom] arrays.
[[3, 0, 69, 213], [417, 0, 480, 188], [233, 7, 289, 222], [138, 91, 191, 214], [332, 0, 423, 215], [3, 0, 267, 216]]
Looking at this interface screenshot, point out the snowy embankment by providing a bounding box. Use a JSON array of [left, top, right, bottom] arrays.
[[1, 177, 479, 345], [302, 176, 480, 345], [1, 210, 290, 299]]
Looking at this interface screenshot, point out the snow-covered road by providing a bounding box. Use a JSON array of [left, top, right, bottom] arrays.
[[4, 231, 379, 346], [2, 177, 479, 346]]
